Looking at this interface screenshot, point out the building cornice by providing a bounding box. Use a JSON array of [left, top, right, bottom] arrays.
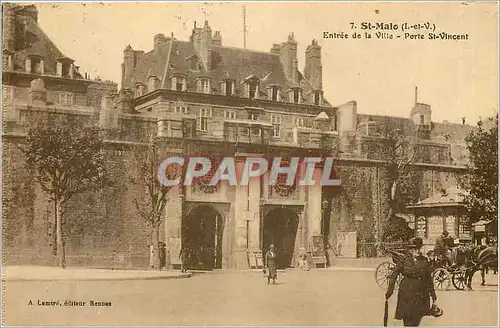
[[135, 89, 336, 116]]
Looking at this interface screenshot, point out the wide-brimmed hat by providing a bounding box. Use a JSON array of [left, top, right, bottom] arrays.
[[407, 237, 423, 249]]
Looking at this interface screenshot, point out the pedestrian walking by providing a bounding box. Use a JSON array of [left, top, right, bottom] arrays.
[[265, 244, 278, 284], [385, 237, 441, 327]]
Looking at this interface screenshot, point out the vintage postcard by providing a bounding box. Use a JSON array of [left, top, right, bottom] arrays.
[[1, 1, 498, 326]]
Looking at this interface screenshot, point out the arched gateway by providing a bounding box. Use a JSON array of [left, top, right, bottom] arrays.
[[182, 205, 224, 270], [263, 208, 300, 269]]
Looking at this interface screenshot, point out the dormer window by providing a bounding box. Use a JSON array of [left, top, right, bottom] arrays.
[[221, 80, 235, 96], [241, 75, 261, 99], [136, 83, 145, 98], [148, 76, 160, 92], [190, 57, 199, 70], [56, 58, 74, 78], [171, 75, 187, 91], [266, 85, 280, 101], [288, 88, 302, 104], [26, 56, 44, 75], [196, 78, 211, 94], [248, 83, 258, 99], [312, 91, 323, 106]]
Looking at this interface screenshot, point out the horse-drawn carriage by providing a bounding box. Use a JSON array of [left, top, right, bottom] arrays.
[[374, 243, 497, 291]]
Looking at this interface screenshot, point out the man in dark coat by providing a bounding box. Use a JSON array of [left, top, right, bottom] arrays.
[[386, 237, 438, 327]]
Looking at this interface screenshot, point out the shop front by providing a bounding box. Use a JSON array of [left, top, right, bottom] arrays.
[[406, 187, 471, 252]]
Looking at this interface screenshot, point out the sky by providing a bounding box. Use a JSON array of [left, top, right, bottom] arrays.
[[34, 1, 499, 124]]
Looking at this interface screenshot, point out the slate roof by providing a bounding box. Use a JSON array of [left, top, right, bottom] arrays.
[[123, 37, 331, 106], [8, 4, 82, 78]]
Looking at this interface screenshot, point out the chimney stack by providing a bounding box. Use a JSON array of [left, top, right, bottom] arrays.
[[154, 33, 169, 49], [304, 39, 322, 90], [191, 20, 213, 71], [278, 33, 298, 83]]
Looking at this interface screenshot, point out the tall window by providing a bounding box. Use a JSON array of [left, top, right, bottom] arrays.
[[420, 114, 425, 125], [271, 115, 282, 137], [197, 108, 212, 131], [59, 92, 74, 106]]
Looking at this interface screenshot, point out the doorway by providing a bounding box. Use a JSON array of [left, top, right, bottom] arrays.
[[263, 208, 299, 269], [183, 205, 224, 270]]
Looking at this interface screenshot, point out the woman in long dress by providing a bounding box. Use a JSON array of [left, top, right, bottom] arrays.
[[265, 244, 278, 284], [385, 237, 438, 327]]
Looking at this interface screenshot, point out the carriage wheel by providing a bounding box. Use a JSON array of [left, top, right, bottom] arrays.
[[375, 261, 397, 290], [452, 270, 467, 290], [432, 268, 451, 290]]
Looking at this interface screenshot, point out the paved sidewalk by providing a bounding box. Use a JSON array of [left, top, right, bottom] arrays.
[[2, 265, 192, 282], [328, 257, 388, 269]]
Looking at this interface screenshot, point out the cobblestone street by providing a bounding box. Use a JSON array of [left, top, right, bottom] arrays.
[[3, 268, 498, 326]]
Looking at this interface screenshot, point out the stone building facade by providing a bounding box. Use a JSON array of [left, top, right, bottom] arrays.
[[2, 5, 474, 269]]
